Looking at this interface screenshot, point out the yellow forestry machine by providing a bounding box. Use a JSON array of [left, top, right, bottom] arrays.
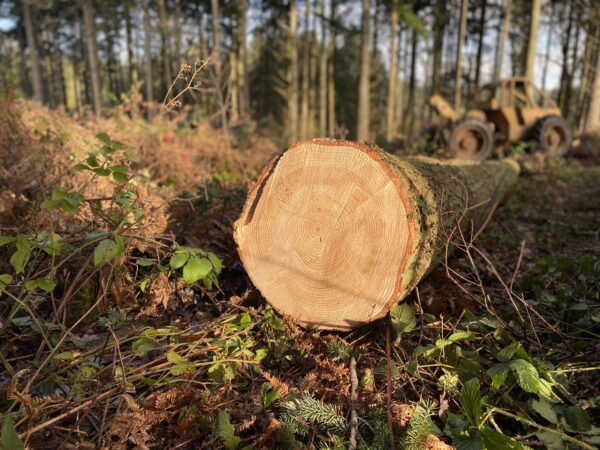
[[429, 77, 572, 160]]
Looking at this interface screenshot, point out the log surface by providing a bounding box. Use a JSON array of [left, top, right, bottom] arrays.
[[234, 140, 519, 330]]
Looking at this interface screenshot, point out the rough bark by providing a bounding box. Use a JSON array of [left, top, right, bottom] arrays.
[[431, 0, 447, 95], [386, 3, 399, 142], [23, 0, 43, 103], [234, 140, 520, 330], [287, 0, 299, 144], [454, 0, 468, 110], [586, 42, 600, 131], [525, 0, 541, 82], [474, 0, 487, 91], [82, 0, 101, 115], [142, 0, 154, 105], [158, 0, 172, 95], [558, 2, 574, 110], [299, 0, 312, 141], [541, 3, 553, 92], [318, 0, 327, 136], [125, 3, 138, 89], [403, 29, 417, 137], [327, 0, 336, 137], [238, 0, 250, 119], [357, 0, 371, 141]]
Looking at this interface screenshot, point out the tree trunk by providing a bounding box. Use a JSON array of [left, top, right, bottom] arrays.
[[395, 29, 404, 132], [82, 0, 101, 115], [525, 0, 541, 82], [234, 140, 520, 330], [238, 0, 250, 119], [578, 25, 598, 131], [403, 29, 417, 137], [173, 0, 182, 76], [558, 2, 574, 110], [356, 0, 371, 141], [23, 0, 43, 103], [454, 0, 468, 110], [541, 3, 553, 92], [318, 0, 327, 136], [386, 3, 399, 142], [299, 0, 312, 140], [327, 0, 336, 137], [142, 0, 154, 105], [586, 43, 600, 131], [158, 0, 172, 95], [125, 3, 138, 89], [474, 0, 487, 91], [431, 0, 446, 95], [211, 0, 227, 131], [287, 0, 299, 144]]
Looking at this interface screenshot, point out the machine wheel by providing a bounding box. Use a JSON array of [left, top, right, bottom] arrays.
[[534, 116, 572, 156], [448, 119, 494, 160]]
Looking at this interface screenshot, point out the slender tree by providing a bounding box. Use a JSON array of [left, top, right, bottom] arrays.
[[300, 0, 312, 140], [586, 42, 600, 130], [431, 0, 447, 95], [23, 0, 43, 103], [287, 0, 299, 143], [357, 0, 371, 141], [318, 0, 327, 136], [125, 2, 138, 89], [238, 0, 250, 118], [474, 0, 487, 90], [82, 0, 101, 115], [143, 0, 154, 104], [525, 0, 541, 82], [454, 0, 468, 110], [327, 0, 336, 136], [386, 1, 399, 142]]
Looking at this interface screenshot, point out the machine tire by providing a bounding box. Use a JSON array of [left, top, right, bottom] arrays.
[[534, 116, 572, 156], [448, 119, 494, 160]]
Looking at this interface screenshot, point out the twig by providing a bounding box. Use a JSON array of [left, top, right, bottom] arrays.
[[385, 316, 396, 450], [349, 356, 358, 450]]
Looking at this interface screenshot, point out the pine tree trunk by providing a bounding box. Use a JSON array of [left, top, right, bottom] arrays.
[[318, 0, 327, 136], [211, 0, 227, 131], [558, 2, 574, 110], [578, 25, 598, 131], [386, 4, 399, 142], [454, 0, 468, 110], [125, 3, 138, 89], [173, 0, 182, 76], [525, 0, 541, 82], [541, 3, 553, 92], [403, 29, 417, 137], [299, 0, 312, 141], [431, 0, 446, 95], [82, 0, 101, 115], [356, 0, 371, 141], [586, 43, 600, 131], [23, 0, 43, 103], [158, 0, 172, 95], [238, 0, 250, 119], [474, 0, 487, 91], [287, 0, 299, 144], [142, 0, 154, 105], [327, 0, 336, 137], [234, 140, 520, 330]]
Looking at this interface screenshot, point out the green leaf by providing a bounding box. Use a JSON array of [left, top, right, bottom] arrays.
[[1, 416, 24, 450], [0, 236, 16, 247], [96, 132, 112, 145], [24, 278, 56, 292], [73, 163, 89, 171], [481, 426, 527, 450], [448, 331, 476, 342], [510, 359, 540, 394], [132, 336, 158, 356], [86, 153, 99, 167], [497, 341, 522, 362], [136, 258, 155, 267], [93, 167, 111, 176], [255, 348, 268, 362], [215, 410, 240, 450], [390, 302, 416, 333], [93, 239, 124, 266], [183, 257, 212, 284], [0, 274, 13, 293], [112, 164, 129, 173], [239, 313, 251, 329], [169, 253, 188, 270], [53, 351, 75, 361], [166, 351, 188, 365], [208, 252, 222, 274], [10, 248, 31, 274], [459, 378, 482, 427], [486, 363, 510, 389], [531, 399, 558, 424], [564, 406, 592, 432], [111, 171, 129, 184], [536, 431, 565, 450]]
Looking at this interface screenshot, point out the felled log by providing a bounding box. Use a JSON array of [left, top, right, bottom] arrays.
[[234, 140, 519, 330]]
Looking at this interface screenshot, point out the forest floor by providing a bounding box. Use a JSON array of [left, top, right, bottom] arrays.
[[0, 98, 599, 449]]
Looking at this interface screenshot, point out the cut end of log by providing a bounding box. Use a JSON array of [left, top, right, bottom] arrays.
[[234, 140, 415, 330]]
